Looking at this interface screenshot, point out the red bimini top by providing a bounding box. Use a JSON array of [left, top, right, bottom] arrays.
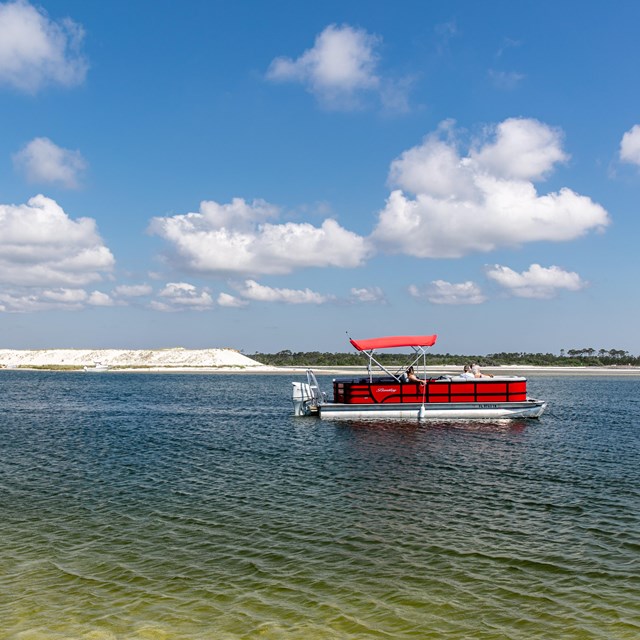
[[349, 334, 438, 351]]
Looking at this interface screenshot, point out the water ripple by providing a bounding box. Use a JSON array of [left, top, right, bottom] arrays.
[[0, 372, 639, 639]]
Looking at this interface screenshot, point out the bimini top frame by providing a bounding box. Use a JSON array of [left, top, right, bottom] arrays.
[[348, 334, 438, 383]]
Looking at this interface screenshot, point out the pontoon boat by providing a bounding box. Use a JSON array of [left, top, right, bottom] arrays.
[[292, 334, 547, 420]]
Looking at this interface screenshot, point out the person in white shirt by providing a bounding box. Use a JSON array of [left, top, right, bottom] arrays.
[[459, 364, 475, 380]]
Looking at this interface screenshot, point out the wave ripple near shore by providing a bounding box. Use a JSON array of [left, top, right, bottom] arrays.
[[1, 373, 639, 639]]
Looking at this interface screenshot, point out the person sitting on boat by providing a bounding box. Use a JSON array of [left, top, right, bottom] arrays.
[[472, 363, 494, 378], [459, 364, 476, 380], [406, 366, 425, 386]]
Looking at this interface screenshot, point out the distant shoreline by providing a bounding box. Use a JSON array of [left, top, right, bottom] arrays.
[[1, 349, 639, 376], [2, 363, 640, 376]]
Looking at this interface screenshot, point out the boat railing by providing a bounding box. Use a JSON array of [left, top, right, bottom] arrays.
[[359, 344, 432, 383], [306, 369, 326, 405]]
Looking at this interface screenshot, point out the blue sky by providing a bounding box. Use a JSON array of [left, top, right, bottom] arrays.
[[1, 0, 639, 355]]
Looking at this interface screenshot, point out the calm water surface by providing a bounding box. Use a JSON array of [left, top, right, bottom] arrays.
[[0, 371, 639, 639]]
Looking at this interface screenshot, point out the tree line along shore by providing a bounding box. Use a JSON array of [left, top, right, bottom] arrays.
[[1, 348, 637, 371], [251, 349, 639, 368]]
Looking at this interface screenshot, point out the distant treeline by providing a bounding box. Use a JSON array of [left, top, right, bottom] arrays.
[[252, 348, 638, 367]]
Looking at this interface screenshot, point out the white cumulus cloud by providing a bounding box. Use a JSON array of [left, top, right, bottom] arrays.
[[217, 292, 248, 308], [13, 137, 87, 188], [470, 118, 568, 181], [349, 286, 386, 303], [113, 284, 153, 298], [235, 279, 331, 304], [149, 197, 369, 276], [267, 23, 381, 109], [0, 195, 114, 286], [620, 124, 640, 166], [486, 263, 586, 298], [409, 280, 487, 305], [0, 288, 75, 312], [0, 0, 88, 93], [40, 287, 87, 304], [151, 282, 214, 312], [371, 118, 610, 258], [0, 286, 114, 312], [87, 290, 114, 306]]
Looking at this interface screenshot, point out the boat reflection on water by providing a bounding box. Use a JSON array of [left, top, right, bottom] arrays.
[[334, 417, 529, 435], [322, 418, 531, 487], [428, 418, 528, 434]]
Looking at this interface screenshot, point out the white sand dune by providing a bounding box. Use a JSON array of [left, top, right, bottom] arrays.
[[0, 348, 270, 370]]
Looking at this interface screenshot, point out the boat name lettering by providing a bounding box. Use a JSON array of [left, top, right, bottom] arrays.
[[375, 387, 397, 393]]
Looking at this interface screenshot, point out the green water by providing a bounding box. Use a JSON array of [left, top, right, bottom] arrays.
[[1, 372, 638, 638]]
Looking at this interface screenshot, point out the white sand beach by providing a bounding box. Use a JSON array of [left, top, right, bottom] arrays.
[[0, 348, 274, 371], [1, 350, 639, 376]]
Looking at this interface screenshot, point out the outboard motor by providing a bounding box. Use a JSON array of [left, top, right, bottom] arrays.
[[292, 381, 314, 416]]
